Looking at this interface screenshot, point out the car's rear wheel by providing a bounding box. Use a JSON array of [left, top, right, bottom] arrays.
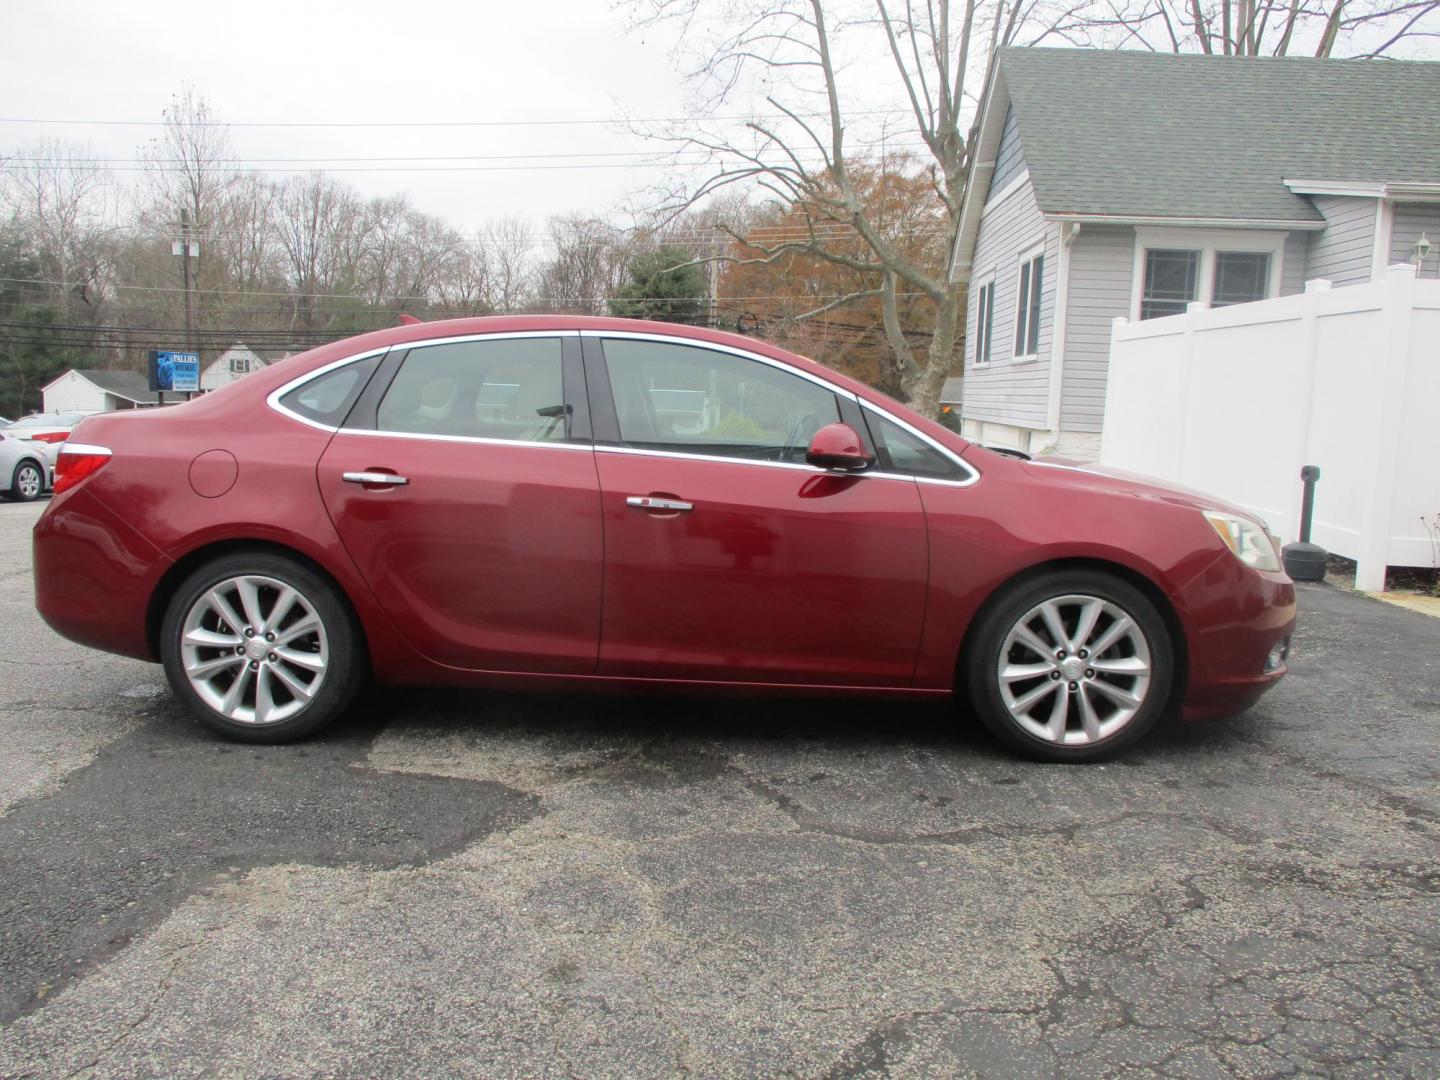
[[160, 552, 364, 742], [965, 570, 1174, 762], [9, 460, 43, 502]]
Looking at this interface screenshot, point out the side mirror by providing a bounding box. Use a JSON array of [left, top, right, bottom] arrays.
[[805, 422, 873, 471]]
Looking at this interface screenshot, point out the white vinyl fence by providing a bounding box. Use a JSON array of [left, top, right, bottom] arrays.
[[1101, 265, 1440, 591]]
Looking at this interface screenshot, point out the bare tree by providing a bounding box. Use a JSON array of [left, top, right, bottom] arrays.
[[435, 234, 496, 314], [272, 173, 370, 330], [139, 87, 242, 279], [0, 139, 121, 321], [535, 215, 629, 314], [631, 0, 1021, 417], [1026, 0, 1439, 57], [214, 173, 280, 294], [478, 217, 537, 312]]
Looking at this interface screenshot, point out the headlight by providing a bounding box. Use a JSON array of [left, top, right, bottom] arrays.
[[1202, 510, 1281, 572]]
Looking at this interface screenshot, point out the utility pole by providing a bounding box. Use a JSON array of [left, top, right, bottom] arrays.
[[180, 210, 195, 355], [709, 226, 721, 329], [172, 212, 200, 399]]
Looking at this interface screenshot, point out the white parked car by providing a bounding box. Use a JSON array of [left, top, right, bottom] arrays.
[[0, 428, 50, 501], [3, 411, 95, 484], [2, 411, 97, 501]]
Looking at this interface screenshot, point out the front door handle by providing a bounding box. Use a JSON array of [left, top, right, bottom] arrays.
[[626, 495, 693, 512], [343, 471, 409, 487]]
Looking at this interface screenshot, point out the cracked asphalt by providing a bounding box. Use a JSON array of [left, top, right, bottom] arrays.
[[0, 497, 1437, 1078]]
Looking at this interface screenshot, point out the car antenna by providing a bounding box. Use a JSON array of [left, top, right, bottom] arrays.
[[397, 313, 423, 326]]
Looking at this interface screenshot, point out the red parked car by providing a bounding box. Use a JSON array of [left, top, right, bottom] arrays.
[[32, 317, 1295, 761]]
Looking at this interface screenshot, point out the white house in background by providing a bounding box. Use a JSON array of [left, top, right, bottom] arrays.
[[42, 369, 159, 413], [944, 48, 1440, 459], [201, 343, 268, 391]]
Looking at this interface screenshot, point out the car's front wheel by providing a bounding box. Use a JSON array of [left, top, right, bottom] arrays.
[[160, 552, 364, 742], [966, 570, 1174, 762], [8, 460, 44, 502]]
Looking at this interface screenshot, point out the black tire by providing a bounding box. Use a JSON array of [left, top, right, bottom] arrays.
[[964, 569, 1174, 763], [9, 459, 44, 502], [159, 551, 366, 743]]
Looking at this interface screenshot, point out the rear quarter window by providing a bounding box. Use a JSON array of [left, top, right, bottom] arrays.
[[278, 356, 381, 427]]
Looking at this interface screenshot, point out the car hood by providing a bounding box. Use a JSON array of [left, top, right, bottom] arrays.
[[1020, 457, 1267, 525]]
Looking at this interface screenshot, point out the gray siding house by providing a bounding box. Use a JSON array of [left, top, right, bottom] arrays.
[[946, 49, 1440, 457]]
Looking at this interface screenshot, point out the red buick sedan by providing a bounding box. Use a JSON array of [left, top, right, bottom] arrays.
[[33, 317, 1294, 761]]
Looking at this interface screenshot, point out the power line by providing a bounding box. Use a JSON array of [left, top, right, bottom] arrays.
[[0, 109, 909, 129], [0, 161, 757, 175], [0, 155, 936, 175], [2, 141, 932, 167], [0, 271, 934, 302]]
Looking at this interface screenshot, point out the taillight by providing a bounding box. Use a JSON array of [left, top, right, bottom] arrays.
[[53, 444, 111, 494], [30, 431, 69, 444]]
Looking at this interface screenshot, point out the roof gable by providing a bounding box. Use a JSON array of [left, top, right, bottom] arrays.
[[73, 368, 159, 403], [998, 48, 1440, 222]]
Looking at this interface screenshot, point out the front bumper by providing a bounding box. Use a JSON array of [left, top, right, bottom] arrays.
[[1173, 554, 1296, 721]]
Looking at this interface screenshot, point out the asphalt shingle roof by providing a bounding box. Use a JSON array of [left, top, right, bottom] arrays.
[[76, 369, 159, 403], [998, 48, 1440, 222]]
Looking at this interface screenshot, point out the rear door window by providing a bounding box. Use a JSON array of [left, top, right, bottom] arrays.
[[376, 338, 568, 443]]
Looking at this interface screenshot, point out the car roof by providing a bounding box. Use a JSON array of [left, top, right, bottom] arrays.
[[281, 315, 886, 405], [190, 314, 973, 455]]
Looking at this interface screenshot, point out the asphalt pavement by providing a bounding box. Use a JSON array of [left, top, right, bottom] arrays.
[[0, 497, 1436, 1078]]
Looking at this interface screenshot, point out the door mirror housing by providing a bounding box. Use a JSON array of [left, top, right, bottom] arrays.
[[805, 422, 873, 471]]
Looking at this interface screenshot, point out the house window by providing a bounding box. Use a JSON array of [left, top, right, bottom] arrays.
[[1014, 250, 1043, 358], [1140, 249, 1201, 319], [1211, 252, 1270, 307], [1133, 230, 1285, 320], [973, 279, 995, 366], [229, 356, 247, 374]]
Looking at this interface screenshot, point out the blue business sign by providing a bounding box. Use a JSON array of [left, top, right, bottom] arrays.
[[148, 350, 200, 393]]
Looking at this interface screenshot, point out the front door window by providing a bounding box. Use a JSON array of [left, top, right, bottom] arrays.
[[601, 337, 840, 463]]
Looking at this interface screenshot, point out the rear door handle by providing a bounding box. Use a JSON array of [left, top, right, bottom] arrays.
[[343, 471, 409, 487], [626, 496, 693, 512]]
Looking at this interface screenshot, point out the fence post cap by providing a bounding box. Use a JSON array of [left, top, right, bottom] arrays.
[[1303, 278, 1332, 293]]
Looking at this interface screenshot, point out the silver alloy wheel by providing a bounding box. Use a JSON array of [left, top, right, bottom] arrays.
[[996, 593, 1153, 746], [179, 574, 329, 726], [16, 463, 41, 498]]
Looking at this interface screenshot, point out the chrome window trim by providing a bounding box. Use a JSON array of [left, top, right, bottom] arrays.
[[597, 442, 839, 475], [916, 474, 983, 489], [580, 329, 861, 401], [330, 427, 592, 452], [265, 331, 578, 434], [585, 329, 980, 487], [266, 347, 392, 433], [860, 403, 980, 488], [265, 328, 980, 489], [596, 443, 923, 485]]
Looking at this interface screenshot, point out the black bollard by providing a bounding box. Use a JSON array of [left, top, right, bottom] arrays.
[[1281, 465, 1327, 581]]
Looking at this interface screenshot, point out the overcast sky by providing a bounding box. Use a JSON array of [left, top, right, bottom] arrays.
[[0, 0, 712, 231]]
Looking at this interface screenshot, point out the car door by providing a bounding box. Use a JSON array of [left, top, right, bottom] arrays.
[[585, 333, 929, 687], [315, 332, 604, 674]]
